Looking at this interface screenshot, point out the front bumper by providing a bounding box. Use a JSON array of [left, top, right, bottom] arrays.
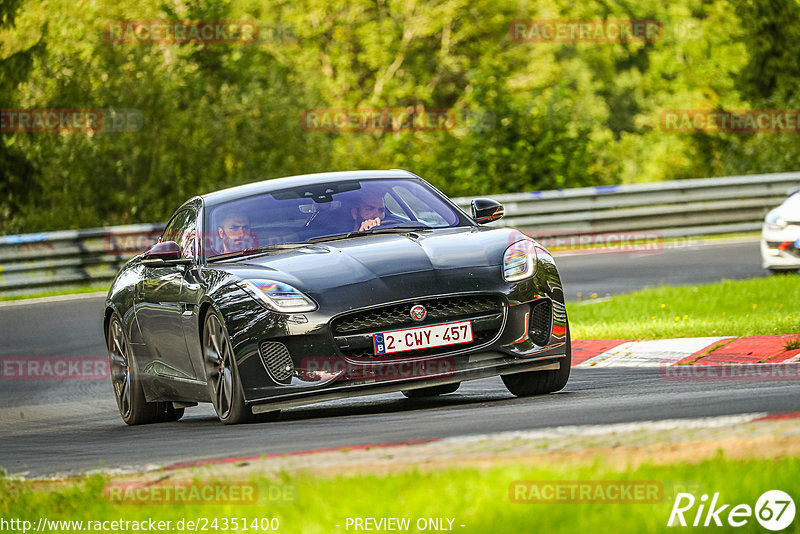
[[226, 262, 569, 410], [250, 349, 568, 413], [761, 223, 800, 269]]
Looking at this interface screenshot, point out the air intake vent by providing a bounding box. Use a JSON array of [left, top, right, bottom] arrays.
[[529, 299, 552, 346], [552, 300, 567, 322], [258, 341, 294, 384]]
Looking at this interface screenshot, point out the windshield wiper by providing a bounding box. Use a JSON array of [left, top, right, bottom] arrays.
[[361, 224, 431, 234], [305, 225, 431, 244], [305, 232, 359, 243], [207, 243, 305, 261]]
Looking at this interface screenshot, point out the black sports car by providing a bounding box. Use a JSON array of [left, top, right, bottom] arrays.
[[104, 169, 570, 425]]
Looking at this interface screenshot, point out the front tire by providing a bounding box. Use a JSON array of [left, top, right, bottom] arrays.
[[502, 328, 571, 397], [107, 313, 183, 425], [203, 309, 279, 424]]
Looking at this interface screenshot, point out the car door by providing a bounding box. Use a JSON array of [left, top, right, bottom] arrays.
[[135, 207, 201, 382]]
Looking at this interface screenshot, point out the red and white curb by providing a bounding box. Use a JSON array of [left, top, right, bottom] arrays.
[[573, 335, 800, 368]]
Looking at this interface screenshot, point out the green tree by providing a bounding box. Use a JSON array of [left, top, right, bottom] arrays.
[[0, 0, 46, 227]]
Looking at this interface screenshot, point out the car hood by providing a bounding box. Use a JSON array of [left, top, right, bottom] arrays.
[[767, 193, 800, 224], [210, 226, 529, 291]]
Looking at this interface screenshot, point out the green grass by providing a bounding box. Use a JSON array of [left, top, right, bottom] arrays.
[[2, 456, 798, 533], [570, 276, 800, 340], [0, 284, 109, 302]]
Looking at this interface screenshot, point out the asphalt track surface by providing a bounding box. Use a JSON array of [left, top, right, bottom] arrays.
[[3, 237, 795, 478]]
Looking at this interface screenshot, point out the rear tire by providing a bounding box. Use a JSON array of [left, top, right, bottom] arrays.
[[502, 327, 571, 397], [107, 313, 182, 424], [402, 382, 460, 398]]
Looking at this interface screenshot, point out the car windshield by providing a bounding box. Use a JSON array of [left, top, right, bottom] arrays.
[[205, 178, 465, 259]]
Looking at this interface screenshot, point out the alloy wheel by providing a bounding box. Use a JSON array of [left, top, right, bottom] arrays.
[[107, 318, 132, 419], [203, 313, 234, 419]]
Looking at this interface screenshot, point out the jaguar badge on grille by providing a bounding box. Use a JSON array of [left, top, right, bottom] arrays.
[[410, 304, 427, 322]]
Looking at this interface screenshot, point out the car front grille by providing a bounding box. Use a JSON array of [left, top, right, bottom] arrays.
[[331, 294, 505, 359], [332, 295, 504, 336], [766, 240, 800, 258]]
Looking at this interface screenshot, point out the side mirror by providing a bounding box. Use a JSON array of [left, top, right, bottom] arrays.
[[471, 198, 504, 224], [142, 241, 192, 267]]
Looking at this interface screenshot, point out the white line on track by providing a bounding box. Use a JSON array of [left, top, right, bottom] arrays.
[[0, 291, 107, 308]]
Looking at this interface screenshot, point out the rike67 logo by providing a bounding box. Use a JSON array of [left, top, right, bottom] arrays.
[[668, 490, 795, 530]]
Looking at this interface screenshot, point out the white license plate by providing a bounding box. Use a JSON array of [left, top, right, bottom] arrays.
[[373, 321, 473, 355]]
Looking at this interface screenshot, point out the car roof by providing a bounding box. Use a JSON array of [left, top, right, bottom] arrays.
[[200, 169, 419, 207]]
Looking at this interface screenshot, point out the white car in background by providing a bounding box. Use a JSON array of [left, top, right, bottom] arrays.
[[762, 188, 800, 273]]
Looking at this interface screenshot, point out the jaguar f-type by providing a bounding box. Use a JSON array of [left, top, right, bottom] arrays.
[[103, 169, 570, 424]]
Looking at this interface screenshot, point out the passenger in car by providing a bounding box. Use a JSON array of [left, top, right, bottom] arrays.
[[215, 211, 258, 253]]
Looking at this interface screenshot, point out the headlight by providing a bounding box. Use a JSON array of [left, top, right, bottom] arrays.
[[503, 239, 538, 281], [766, 214, 789, 230], [239, 279, 317, 313]]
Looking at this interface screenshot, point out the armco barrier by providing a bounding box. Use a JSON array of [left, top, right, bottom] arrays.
[[452, 171, 799, 237], [0, 224, 164, 294], [1, 172, 797, 295]]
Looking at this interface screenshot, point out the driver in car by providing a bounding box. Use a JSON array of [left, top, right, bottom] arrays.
[[351, 192, 387, 231], [216, 211, 257, 253]]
